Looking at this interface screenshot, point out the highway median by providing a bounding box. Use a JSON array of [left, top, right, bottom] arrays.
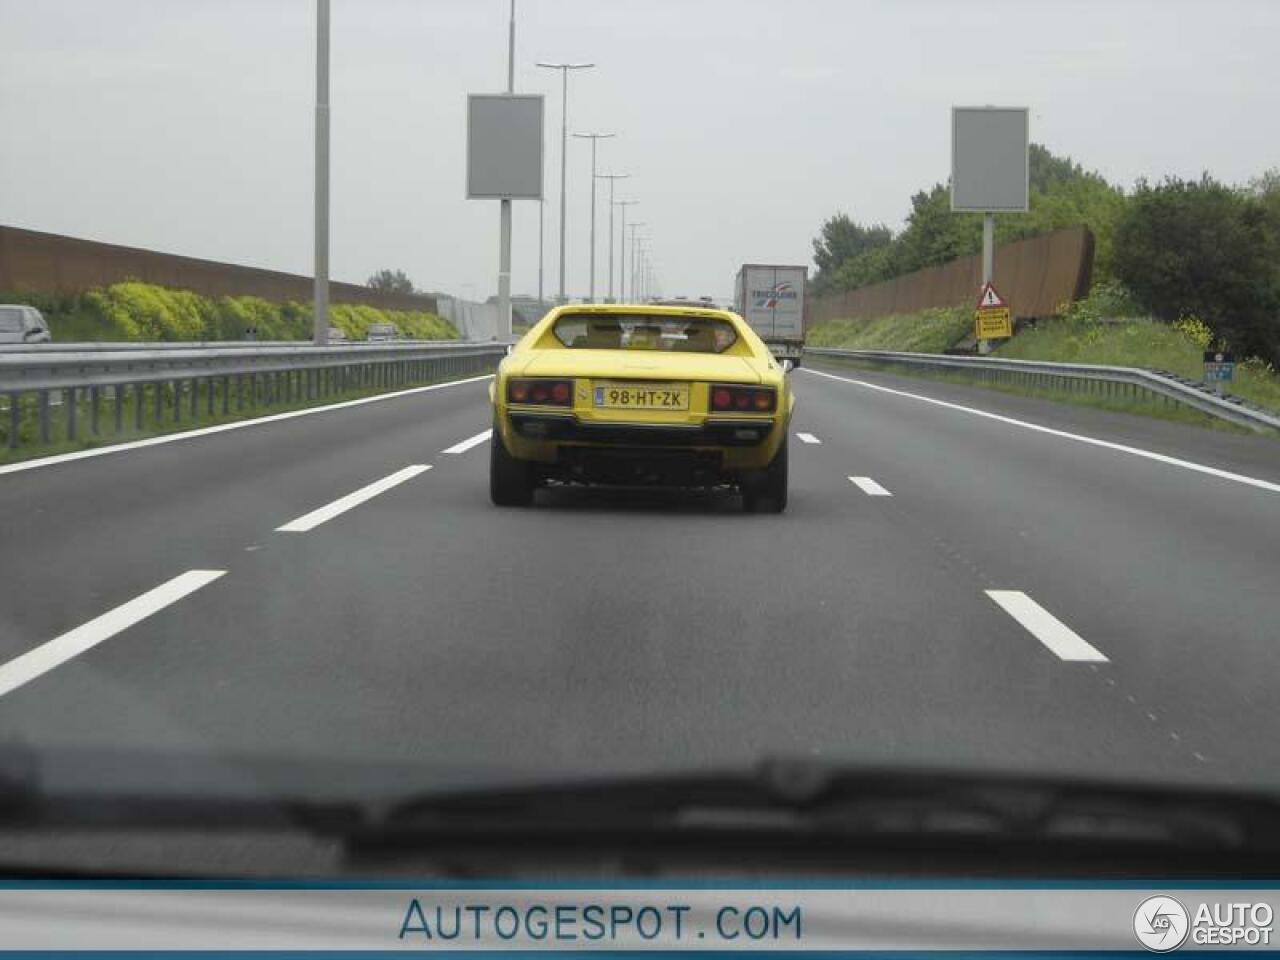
[[0, 345, 501, 466]]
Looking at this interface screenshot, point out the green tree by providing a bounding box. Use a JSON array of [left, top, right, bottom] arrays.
[[997, 172, 1127, 279], [1249, 168, 1280, 247], [890, 184, 983, 275], [831, 242, 899, 290], [1028, 143, 1087, 194], [367, 269, 415, 294], [1112, 175, 1280, 363], [810, 144, 1127, 295], [811, 213, 892, 292]]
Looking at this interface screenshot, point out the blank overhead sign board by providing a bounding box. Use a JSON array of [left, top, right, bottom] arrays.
[[466, 94, 544, 199], [951, 106, 1029, 212]]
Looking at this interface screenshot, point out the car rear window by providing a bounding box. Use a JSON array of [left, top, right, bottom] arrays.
[[0, 307, 23, 332], [552, 314, 738, 353]]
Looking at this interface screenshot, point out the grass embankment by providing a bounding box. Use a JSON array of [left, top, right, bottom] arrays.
[[805, 305, 971, 354], [996, 317, 1280, 415], [4, 281, 458, 342], [805, 295, 1280, 433]]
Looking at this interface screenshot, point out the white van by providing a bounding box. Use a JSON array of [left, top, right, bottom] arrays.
[[0, 305, 52, 344]]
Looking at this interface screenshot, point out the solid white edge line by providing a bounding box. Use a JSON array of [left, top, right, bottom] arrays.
[[802, 367, 1280, 494], [985, 590, 1109, 663], [276, 464, 431, 532], [796, 432, 821, 444], [849, 476, 892, 496], [0, 570, 227, 698], [0, 374, 494, 478], [442, 428, 493, 454]]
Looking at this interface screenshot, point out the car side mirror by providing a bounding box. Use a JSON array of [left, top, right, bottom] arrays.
[[504, 344, 514, 356], [780, 359, 795, 373]]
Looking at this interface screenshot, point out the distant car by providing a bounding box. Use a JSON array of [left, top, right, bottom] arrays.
[[365, 322, 399, 342], [327, 327, 349, 343], [0, 305, 51, 344], [489, 303, 793, 512]]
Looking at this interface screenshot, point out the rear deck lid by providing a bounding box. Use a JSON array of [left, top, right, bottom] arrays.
[[516, 350, 764, 384]]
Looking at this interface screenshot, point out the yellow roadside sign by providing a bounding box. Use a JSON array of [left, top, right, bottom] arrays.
[[975, 306, 1012, 339], [974, 282, 1013, 339]]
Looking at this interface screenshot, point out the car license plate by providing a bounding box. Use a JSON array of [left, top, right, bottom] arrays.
[[593, 382, 689, 410]]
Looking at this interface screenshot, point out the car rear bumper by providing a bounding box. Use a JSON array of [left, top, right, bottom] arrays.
[[507, 411, 776, 447]]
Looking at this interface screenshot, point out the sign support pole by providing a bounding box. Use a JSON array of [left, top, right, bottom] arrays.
[[496, 0, 516, 341], [313, 0, 330, 346], [978, 212, 994, 354]]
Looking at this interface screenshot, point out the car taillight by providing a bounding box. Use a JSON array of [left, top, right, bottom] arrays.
[[709, 384, 776, 413], [507, 378, 573, 407]]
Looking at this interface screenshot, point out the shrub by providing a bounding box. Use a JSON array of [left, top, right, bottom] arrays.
[[1112, 175, 1280, 364], [1056, 280, 1146, 324], [88, 281, 210, 340], [1172, 314, 1214, 350], [4, 281, 461, 343]]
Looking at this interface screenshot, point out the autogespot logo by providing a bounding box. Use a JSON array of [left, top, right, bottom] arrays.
[[1134, 896, 1190, 952]]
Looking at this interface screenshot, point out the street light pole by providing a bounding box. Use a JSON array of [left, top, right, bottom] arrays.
[[313, 0, 330, 345], [634, 242, 644, 301], [626, 222, 646, 303], [536, 62, 594, 302], [572, 132, 614, 303], [596, 173, 629, 302], [614, 200, 638, 301], [636, 241, 649, 301]]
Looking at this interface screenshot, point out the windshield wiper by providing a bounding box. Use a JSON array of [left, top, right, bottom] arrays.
[[1, 747, 1278, 877], [343, 757, 1280, 876]]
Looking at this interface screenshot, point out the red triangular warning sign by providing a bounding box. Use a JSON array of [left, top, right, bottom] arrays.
[[976, 282, 1006, 309]]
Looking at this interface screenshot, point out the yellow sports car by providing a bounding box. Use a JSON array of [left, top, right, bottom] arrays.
[[489, 304, 794, 512]]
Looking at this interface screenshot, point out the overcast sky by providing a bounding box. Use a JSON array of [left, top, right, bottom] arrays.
[[2, 0, 1277, 302]]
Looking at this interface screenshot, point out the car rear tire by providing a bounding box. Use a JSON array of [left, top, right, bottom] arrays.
[[490, 419, 535, 507], [742, 434, 788, 514]]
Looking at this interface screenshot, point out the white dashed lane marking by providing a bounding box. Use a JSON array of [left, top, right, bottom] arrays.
[[276, 465, 431, 532], [0, 570, 227, 698], [443, 429, 492, 454], [848, 476, 892, 497], [985, 590, 1109, 663]]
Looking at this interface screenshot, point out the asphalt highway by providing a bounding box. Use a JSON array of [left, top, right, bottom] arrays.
[[0, 362, 1277, 798]]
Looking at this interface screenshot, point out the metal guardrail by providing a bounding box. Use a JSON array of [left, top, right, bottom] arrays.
[[0, 341, 505, 452], [0, 338, 458, 353], [804, 347, 1280, 435]]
